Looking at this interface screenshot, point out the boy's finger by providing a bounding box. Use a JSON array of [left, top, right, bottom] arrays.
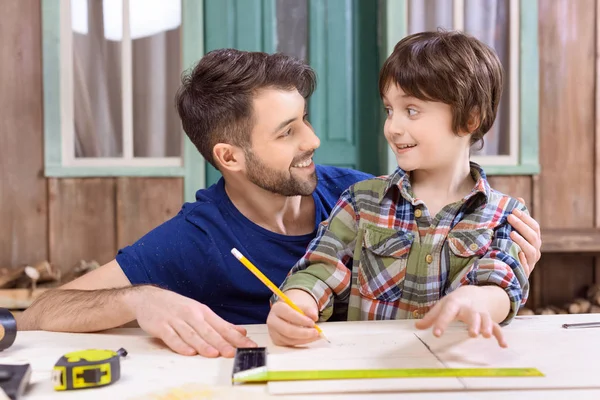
[[431, 302, 460, 337], [465, 312, 481, 337], [480, 314, 493, 338], [269, 313, 319, 343], [492, 323, 508, 348], [415, 303, 441, 330], [272, 301, 316, 328]]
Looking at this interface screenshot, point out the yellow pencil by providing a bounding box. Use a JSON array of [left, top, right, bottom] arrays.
[[231, 248, 330, 343]]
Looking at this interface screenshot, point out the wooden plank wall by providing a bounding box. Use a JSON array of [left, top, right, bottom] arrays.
[[0, 0, 183, 274], [0, 0, 598, 309], [535, 0, 597, 308]]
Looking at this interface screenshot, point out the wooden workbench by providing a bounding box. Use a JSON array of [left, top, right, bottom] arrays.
[[2, 314, 600, 399]]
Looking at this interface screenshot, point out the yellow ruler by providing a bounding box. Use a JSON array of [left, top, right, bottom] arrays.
[[231, 348, 544, 384]]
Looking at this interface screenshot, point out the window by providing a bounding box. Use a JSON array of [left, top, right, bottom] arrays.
[[383, 0, 539, 175], [42, 0, 204, 200]]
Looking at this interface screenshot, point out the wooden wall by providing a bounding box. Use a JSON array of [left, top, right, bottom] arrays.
[[0, 0, 183, 274], [0, 0, 598, 309]]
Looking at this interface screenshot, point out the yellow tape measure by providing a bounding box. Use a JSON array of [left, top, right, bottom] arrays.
[[52, 348, 127, 391]]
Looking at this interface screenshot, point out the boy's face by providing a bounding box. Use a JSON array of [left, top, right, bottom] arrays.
[[242, 88, 320, 196], [382, 85, 471, 172]]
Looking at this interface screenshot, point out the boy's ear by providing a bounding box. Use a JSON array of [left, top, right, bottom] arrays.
[[213, 143, 245, 173], [466, 109, 481, 134]]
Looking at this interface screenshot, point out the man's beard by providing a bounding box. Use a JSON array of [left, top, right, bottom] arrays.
[[244, 149, 318, 196]]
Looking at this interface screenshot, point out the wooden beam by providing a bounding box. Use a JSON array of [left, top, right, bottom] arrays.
[[542, 229, 600, 253], [595, 0, 600, 282]]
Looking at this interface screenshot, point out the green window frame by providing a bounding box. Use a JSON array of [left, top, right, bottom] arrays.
[[41, 0, 205, 202], [382, 0, 540, 176]]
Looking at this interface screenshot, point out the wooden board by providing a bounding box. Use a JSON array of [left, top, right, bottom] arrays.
[[262, 317, 600, 395], [0, 0, 47, 268], [116, 177, 183, 249], [538, 0, 596, 229], [536, 0, 596, 306], [48, 178, 117, 273], [541, 229, 600, 253], [4, 317, 600, 399], [595, 0, 600, 283]]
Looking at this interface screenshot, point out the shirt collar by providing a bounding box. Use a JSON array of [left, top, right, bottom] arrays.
[[378, 161, 491, 205]]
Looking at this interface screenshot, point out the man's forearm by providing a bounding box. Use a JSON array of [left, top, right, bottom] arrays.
[[18, 286, 147, 332]]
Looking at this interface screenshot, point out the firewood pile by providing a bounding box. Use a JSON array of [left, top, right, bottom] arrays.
[[518, 284, 600, 315], [0, 260, 100, 309]]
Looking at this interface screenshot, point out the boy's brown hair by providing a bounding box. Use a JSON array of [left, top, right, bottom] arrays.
[[379, 30, 503, 147], [175, 49, 316, 169]]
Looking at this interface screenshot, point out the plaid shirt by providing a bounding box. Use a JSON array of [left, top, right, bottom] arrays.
[[278, 162, 529, 325]]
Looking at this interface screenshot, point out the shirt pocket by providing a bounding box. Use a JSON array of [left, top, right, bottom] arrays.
[[357, 226, 414, 302], [446, 227, 494, 280]]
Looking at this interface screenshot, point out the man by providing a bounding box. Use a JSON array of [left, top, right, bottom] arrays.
[[19, 49, 542, 359]]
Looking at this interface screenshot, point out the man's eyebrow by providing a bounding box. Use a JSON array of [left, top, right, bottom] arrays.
[[272, 117, 296, 135]]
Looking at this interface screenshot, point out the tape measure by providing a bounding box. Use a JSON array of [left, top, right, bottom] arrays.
[[232, 348, 544, 384], [0, 308, 17, 351], [52, 348, 127, 391]]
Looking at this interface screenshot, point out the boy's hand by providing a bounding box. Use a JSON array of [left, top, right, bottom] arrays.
[[414, 286, 507, 348], [267, 289, 320, 347]]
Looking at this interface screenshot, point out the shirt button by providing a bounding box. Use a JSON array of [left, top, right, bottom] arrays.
[[425, 254, 433, 263], [414, 209, 422, 218], [412, 310, 421, 318], [469, 243, 479, 251]]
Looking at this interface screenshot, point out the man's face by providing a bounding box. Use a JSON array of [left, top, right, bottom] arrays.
[[243, 89, 321, 196]]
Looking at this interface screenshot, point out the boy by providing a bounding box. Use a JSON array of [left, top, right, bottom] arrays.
[[267, 31, 529, 348]]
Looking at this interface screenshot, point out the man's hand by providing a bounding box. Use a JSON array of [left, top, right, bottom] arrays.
[[415, 286, 508, 348], [507, 197, 542, 277], [267, 289, 320, 346], [129, 286, 257, 357]]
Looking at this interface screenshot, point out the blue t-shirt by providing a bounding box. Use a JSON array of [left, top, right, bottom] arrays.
[[116, 165, 372, 325]]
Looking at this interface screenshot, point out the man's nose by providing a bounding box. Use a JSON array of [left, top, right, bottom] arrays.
[[299, 125, 321, 152]]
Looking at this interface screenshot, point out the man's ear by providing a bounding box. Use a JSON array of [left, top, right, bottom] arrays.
[[213, 143, 245, 173]]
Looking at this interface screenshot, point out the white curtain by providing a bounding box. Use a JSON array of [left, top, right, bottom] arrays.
[[407, 0, 510, 156], [71, 0, 182, 158]]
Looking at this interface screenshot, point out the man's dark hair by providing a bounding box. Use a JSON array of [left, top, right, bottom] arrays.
[[379, 30, 504, 146], [175, 49, 316, 169]]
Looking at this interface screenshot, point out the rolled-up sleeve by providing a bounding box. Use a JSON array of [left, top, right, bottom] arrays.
[[448, 206, 530, 325]]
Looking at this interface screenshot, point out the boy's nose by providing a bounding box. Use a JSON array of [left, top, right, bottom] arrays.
[[388, 117, 406, 137]]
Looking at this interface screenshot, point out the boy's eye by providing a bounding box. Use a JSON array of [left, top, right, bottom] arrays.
[[407, 108, 418, 117], [384, 107, 393, 117]]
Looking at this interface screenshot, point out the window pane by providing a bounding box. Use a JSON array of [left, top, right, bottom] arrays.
[[276, 0, 308, 61], [72, 0, 123, 158], [408, 0, 453, 34], [132, 0, 182, 158], [465, 0, 511, 156]]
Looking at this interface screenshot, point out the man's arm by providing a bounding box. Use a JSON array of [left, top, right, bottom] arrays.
[[18, 260, 134, 332], [18, 260, 256, 358]]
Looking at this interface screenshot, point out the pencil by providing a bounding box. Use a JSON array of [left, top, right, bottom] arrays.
[[230, 248, 330, 343]]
